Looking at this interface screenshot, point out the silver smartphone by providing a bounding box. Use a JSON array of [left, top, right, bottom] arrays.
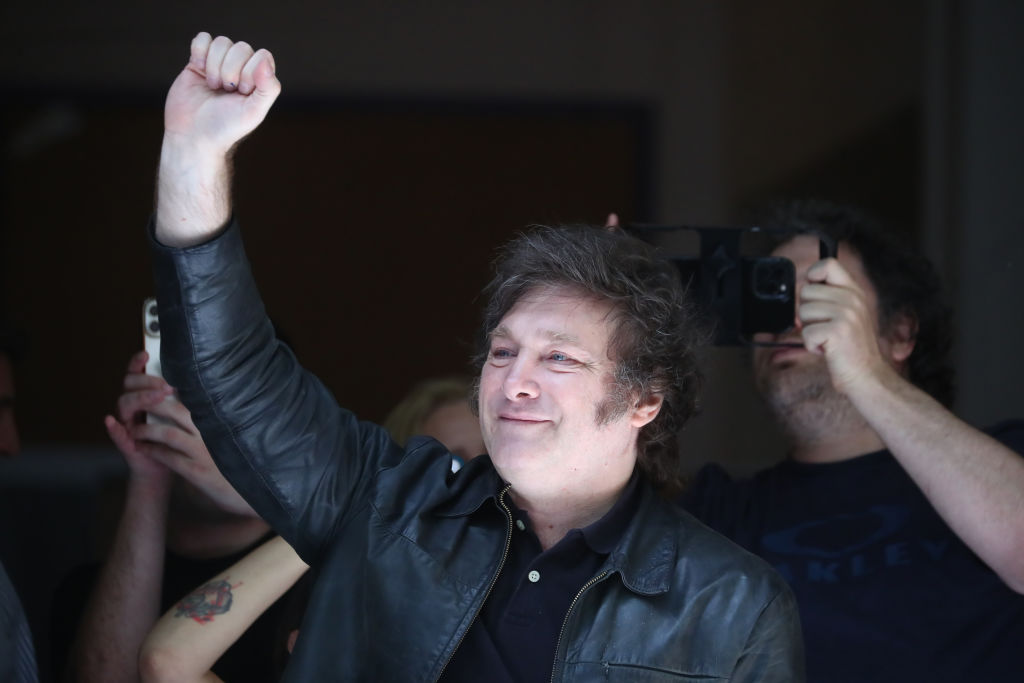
[[142, 297, 173, 425]]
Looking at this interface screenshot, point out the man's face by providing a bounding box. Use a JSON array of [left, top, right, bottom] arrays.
[[0, 352, 20, 457], [752, 235, 887, 415], [478, 286, 646, 499]]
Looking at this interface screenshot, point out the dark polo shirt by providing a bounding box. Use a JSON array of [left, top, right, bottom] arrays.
[[441, 471, 641, 682]]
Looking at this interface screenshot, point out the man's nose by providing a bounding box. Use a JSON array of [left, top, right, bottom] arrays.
[[502, 357, 540, 400]]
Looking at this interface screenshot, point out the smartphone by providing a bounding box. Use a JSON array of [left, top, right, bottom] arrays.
[[142, 297, 174, 425], [143, 297, 162, 378], [626, 224, 835, 346]]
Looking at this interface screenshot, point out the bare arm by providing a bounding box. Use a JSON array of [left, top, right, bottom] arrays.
[[70, 348, 270, 681], [850, 367, 1024, 592], [139, 535, 308, 683], [156, 32, 280, 248], [802, 258, 1024, 593], [69, 355, 173, 683]]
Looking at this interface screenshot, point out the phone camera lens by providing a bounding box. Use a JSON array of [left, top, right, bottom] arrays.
[[753, 260, 793, 301]]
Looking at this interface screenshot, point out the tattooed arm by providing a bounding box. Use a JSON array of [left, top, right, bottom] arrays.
[[138, 536, 308, 683]]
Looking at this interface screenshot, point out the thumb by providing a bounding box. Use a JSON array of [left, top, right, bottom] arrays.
[[237, 52, 281, 127], [250, 50, 281, 101]]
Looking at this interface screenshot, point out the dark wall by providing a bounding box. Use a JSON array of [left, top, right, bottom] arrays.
[[3, 97, 648, 440], [1, 1, 1019, 468]]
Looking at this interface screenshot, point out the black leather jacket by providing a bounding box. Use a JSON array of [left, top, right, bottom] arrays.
[[151, 219, 805, 682]]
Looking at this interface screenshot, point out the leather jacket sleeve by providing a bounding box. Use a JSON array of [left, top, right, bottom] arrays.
[[732, 585, 806, 682], [149, 217, 401, 563]]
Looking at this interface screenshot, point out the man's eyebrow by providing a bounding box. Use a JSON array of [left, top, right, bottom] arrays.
[[490, 325, 582, 346]]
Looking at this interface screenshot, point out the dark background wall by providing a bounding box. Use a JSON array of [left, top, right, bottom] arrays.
[[3, 0, 1020, 469], [4, 0, 1015, 471], [1, 3, 1022, 677]]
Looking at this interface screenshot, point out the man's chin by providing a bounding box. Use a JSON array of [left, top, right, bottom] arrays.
[[758, 361, 831, 404], [488, 443, 548, 472]]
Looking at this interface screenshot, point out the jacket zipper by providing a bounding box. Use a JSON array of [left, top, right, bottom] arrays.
[[549, 570, 610, 683], [434, 483, 514, 681]]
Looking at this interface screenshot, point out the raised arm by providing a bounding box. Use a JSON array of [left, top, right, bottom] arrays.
[[156, 32, 280, 248], [139, 535, 308, 683], [150, 33, 405, 560], [801, 257, 1024, 593]]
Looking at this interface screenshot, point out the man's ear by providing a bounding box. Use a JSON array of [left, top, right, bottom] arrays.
[[885, 312, 917, 365], [630, 393, 663, 428]]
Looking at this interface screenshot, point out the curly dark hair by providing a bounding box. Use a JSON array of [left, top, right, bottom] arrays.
[[473, 224, 706, 494], [755, 199, 955, 407]]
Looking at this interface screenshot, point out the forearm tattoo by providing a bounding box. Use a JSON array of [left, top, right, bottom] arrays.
[[174, 579, 243, 623]]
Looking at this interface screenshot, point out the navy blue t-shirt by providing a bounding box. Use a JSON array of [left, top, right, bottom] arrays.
[[682, 419, 1024, 683]]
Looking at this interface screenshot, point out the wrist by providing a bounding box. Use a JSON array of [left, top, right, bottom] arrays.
[[127, 466, 174, 499], [840, 360, 908, 411], [155, 134, 233, 247]]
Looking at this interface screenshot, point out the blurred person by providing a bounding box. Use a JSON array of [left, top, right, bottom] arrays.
[[0, 322, 26, 457], [53, 350, 300, 683], [145, 32, 804, 681], [383, 375, 486, 471], [682, 200, 1024, 683]]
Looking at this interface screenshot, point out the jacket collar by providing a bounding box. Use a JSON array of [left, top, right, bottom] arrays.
[[429, 454, 678, 596], [602, 480, 678, 596], [426, 452, 508, 518]]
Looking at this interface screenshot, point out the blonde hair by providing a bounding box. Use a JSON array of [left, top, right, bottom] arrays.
[[382, 376, 475, 446]]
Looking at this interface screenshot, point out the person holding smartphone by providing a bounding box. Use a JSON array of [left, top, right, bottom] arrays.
[[52, 350, 298, 683]]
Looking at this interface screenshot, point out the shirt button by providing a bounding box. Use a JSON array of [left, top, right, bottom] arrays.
[[515, 519, 526, 531], [528, 570, 541, 583]]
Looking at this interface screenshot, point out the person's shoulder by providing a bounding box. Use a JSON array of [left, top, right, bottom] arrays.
[[679, 462, 735, 504], [666, 500, 790, 590], [373, 438, 502, 518], [679, 459, 787, 509]]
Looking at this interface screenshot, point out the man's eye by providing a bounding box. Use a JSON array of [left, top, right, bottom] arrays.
[[490, 348, 514, 360], [549, 352, 573, 363]]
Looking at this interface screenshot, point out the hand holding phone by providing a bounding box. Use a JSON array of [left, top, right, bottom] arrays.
[[625, 224, 836, 346]]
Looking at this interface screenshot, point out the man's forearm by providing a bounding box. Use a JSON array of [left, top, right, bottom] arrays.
[[139, 535, 307, 683], [70, 476, 171, 683], [849, 369, 1024, 592]]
